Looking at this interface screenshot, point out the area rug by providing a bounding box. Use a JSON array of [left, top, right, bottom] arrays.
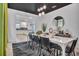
[[12, 41, 50, 56]]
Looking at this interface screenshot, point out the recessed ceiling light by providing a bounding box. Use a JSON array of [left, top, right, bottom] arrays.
[[52, 5, 56, 8]]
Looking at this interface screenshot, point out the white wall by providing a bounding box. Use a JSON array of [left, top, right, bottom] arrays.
[[77, 4, 79, 37], [8, 8, 39, 43], [37, 3, 79, 36], [36, 3, 79, 47]]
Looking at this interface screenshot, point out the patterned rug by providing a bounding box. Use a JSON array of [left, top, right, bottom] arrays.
[[12, 41, 51, 56]]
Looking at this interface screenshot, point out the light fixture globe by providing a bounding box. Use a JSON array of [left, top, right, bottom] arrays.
[[38, 13, 41, 16], [41, 11, 45, 15], [40, 7, 43, 11], [37, 8, 40, 12], [43, 5, 46, 9]]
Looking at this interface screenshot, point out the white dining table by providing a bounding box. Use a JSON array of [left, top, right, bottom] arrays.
[[32, 34, 76, 56]]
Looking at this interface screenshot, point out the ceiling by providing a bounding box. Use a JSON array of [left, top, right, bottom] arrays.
[[8, 3, 71, 15]]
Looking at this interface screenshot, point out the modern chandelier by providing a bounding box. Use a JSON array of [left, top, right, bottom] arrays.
[[37, 4, 47, 16]]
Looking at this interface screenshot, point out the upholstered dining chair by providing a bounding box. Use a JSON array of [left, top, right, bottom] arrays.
[[40, 37, 51, 56], [65, 38, 78, 56], [49, 42, 62, 56], [55, 37, 78, 56], [40, 37, 62, 56], [28, 33, 34, 49], [32, 35, 43, 55]]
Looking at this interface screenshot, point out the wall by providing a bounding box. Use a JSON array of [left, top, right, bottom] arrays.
[[8, 8, 39, 43], [77, 4, 79, 37], [37, 3, 79, 47]]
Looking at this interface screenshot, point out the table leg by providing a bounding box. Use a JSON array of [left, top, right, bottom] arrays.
[[62, 46, 65, 56], [61, 44, 67, 56]]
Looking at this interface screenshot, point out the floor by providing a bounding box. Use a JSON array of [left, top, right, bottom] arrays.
[[6, 33, 29, 56]]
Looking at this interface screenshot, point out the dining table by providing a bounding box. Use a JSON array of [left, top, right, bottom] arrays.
[[32, 33, 76, 56]]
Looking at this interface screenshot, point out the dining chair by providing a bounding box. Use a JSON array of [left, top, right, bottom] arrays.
[[32, 35, 43, 55], [56, 37, 78, 56], [33, 35, 40, 44], [40, 37, 62, 56], [65, 38, 78, 56], [49, 42, 62, 56], [28, 33, 34, 49], [40, 37, 54, 56], [40, 37, 50, 49]]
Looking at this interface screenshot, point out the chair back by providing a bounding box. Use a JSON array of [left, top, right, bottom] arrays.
[[40, 37, 50, 49], [28, 32, 34, 40], [69, 38, 78, 53], [33, 35, 40, 44]]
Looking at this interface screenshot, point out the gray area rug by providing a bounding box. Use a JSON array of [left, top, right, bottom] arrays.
[[12, 41, 51, 56]]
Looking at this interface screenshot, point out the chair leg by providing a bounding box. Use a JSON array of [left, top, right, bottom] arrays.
[[56, 49, 58, 56], [53, 48, 55, 56], [73, 51, 75, 56], [49, 48, 55, 56], [59, 50, 62, 56], [39, 47, 42, 56], [31, 41, 33, 50]]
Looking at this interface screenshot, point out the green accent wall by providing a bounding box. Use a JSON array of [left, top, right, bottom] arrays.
[[0, 3, 4, 56]]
